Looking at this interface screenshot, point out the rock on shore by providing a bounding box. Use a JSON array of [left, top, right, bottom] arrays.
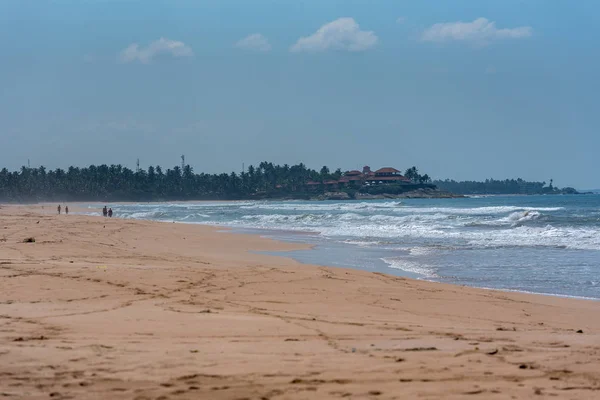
[[315, 188, 463, 200]]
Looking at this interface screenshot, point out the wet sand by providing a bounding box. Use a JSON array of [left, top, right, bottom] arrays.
[[1, 205, 599, 399]]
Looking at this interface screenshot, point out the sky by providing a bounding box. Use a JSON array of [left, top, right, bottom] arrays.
[[1, 0, 599, 188]]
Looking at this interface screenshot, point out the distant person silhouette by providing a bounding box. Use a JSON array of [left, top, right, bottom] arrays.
[[65, 206, 69, 215], [102, 206, 108, 217], [57, 205, 61, 215], [108, 208, 113, 218]]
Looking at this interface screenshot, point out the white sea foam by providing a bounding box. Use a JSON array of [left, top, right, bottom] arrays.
[[240, 201, 405, 212], [381, 257, 437, 278], [108, 198, 600, 299], [181, 213, 211, 220], [505, 210, 542, 226], [120, 210, 167, 219], [343, 240, 383, 247], [408, 247, 435, 256], [113, 200, 600, 251], [227, 212, 600, 250], [396, 206, 563, 215], [466, 225, 600, 250]]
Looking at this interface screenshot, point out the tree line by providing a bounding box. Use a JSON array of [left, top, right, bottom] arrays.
[[0, 162, 350, 202], [0, 162, 572, 202], [432, 178, 575, 195]]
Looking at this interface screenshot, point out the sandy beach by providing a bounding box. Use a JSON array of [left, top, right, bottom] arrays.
[[1, 205, 599, 399]]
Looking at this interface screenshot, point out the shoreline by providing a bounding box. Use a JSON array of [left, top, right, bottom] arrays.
[[227, 226, 600, 302], [69, 201, 600, 302], [1, 204, 600, 399], [4, 191, 594, 208], [46, 201, 600, 301]]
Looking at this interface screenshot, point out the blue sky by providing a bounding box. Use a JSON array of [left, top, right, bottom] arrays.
[[1, 0, 598, 188]]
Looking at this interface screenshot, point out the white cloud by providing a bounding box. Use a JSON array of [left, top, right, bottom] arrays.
[[421, 18, 532, 46], [396, 17, 407, 24], [290, 17, 378, 53], [235, 33, 272, 52], [119, 37, 193, 64]]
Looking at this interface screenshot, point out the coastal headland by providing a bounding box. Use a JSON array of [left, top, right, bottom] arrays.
[[1, 205, 599, 399]]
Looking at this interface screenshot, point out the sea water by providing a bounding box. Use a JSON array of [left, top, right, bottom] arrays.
[[86, 195, 600, 299]]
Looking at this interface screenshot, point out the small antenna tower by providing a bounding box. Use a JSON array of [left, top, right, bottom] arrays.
[[181, 155, 185, 171], [136, 158, 140, 172], [27, 159, 30, 168]]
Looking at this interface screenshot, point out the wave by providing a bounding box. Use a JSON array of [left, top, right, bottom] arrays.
[[466, 225, 600, 250], [381, 257, 437, 278], [239, 201, 563, 215], [240, 201, 405, 212], [180, 213, 211, 220], [227, 213, 600, 250], [110, 200, 600, 251], [103, 198, 600, 300], [505, 210, 543, 226], [466, 210, 544, 228], [119, 210, 169, 219], [396, 206, 564, 215]]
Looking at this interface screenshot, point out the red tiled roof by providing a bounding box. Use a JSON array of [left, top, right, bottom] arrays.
[[305, 166, 412, 187], [375, 167, 402, 174]]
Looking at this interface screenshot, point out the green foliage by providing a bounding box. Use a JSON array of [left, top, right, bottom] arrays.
[[404, 166, 419, 182], [433, 178, 557, 195], [0, 162, 339, 202], [403, 167, 432, 184], [2, 162, 561, 201]]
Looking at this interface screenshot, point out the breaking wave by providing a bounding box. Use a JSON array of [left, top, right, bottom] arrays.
[[94, 196, 600, 299], [105, 199, 600, 251]]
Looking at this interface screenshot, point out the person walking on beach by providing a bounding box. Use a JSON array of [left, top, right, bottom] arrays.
[[65, 206, 69, 215], [57, 205, 61, 215], [108, 208, 113, 218], [102, 206, 108, 217]]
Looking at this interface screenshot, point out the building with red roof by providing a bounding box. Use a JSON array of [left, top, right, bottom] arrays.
[[374, 167, 402, 176], [306, 165, 415, 191]]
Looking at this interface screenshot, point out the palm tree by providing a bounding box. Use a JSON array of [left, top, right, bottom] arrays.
[[0, 161, 443, 201]]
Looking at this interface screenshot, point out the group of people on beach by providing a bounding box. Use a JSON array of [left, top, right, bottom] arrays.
[[57, 204, 113, 218]]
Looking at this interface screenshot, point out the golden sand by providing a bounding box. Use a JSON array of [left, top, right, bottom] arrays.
[[1, 205, 599, 399]]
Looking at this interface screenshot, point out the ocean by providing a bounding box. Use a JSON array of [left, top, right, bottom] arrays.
[[87, 195, 600, 300]]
